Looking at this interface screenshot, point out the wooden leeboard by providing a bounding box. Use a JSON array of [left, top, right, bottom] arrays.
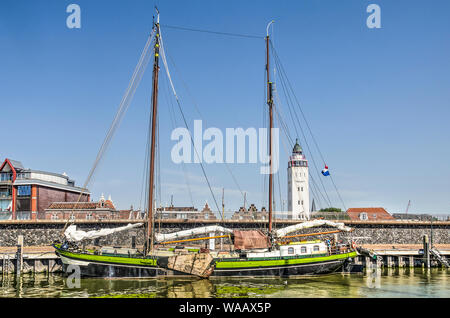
[[167, 253, 214, 278]]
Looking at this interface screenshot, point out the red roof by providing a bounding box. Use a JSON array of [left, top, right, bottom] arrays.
[[47, 200, 115, 210], [346, 207, 394, 221]]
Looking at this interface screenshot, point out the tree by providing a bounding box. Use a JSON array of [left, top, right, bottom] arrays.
[[319, 207, 342, 213]]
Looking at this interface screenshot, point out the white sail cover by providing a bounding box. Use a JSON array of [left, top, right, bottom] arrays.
[[154, 225, 233, 242], [274, 219, 352, 238], [64, 223, 143, 242]]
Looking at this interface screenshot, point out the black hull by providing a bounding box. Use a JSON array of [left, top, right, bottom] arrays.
[[61, 262, 165, 278], [61, 258, 349, 278], [212, 259, 347, 277]]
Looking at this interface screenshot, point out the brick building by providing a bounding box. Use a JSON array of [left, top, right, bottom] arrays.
[[0, 158, 90, 220], [44, 194, 140, 220], [231, 204, 269, 221], [346, 207, 395, 221], [156, 202, 217, 220]]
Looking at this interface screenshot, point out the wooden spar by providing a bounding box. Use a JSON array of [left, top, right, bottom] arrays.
[[266, 21, 274, 233], [279, 229, 343, 240], [158, 234, 231, 245], [146, 13, 160, 255]]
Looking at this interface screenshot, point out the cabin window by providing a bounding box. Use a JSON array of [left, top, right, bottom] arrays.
[[301, 246, 307, 253], [313, 245, 320, 252], [288, 247, 294, 255]]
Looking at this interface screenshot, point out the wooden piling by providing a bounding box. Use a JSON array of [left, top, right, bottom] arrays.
[[423, 235, 430, 268], [16, 235, 24, 277]]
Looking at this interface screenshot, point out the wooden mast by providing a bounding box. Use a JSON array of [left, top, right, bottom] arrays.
[[266, 21, 274, 233], [146, 10, 160, 255]]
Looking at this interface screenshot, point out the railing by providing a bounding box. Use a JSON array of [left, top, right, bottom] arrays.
[[16, 211, 31, 220], [0, 211, 12, 220]]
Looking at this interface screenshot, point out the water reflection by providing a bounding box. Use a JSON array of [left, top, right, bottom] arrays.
[[0, 268, 448, 298]]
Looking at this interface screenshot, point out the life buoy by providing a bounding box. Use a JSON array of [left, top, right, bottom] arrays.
[[351, 241, 356, 249]]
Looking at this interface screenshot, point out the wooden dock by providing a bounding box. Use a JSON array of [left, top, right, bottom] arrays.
[[355, 243, 450, 268], [1, 243, 449, 274], [0, 246, 61, 274]]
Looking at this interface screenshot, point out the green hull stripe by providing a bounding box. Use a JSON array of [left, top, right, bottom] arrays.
[[55, 248, 157, 267], [215, 252, 357, 269], [54, 245, 356, 270]]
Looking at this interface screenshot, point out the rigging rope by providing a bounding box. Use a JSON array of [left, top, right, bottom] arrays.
[[159, 27, 223, 218], [270, 41, 347, 211], [272, 83, 325, 211], [161, 24, 264, 40], [271, 42, 333, 208], [62, 29, 156, 233]]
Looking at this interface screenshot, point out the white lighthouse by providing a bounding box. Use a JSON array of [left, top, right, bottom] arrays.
[[287, 139, 310, 220]]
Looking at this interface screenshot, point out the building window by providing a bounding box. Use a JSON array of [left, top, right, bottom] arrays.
[[301, 187, 303, 192], [0, 173, 12, 181], [301, 246, 307, 254], [373, 214, 377, 219], [313, 245, 320, 252], [69, 214, 75, 221], [17, 185, 31, 196], [86, 213, 93, 220], [298, 200, 300, 205], [359, 212, 368, 220], [51, 213, 59, 220], [297, 187, 300, 191], [288, 247, 294, 255]]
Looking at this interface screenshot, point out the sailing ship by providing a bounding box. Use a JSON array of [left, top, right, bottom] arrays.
[[53, 10, 358, 278]]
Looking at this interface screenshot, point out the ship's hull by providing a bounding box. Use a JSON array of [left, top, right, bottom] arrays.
[[212, 255, 352, 277], [54, 245, 357, 278]]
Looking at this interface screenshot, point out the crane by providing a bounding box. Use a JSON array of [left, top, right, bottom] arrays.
[[405, 200, 411, 214]]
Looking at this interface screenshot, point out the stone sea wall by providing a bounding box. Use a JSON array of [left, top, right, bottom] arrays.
[[0, 220, 448, 247]]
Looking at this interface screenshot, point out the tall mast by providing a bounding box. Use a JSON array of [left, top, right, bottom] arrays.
[[266, 21, 274, 233], [146, 10, 160, 255]]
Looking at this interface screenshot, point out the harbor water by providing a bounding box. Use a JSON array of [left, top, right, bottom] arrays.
[[0, 267, 448, 298]]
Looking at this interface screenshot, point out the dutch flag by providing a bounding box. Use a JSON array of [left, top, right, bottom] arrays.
[[321, 165, 330, 176]]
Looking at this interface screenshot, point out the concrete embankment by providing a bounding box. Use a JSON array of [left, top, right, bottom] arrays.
[[0, 219, 449, 273], [0, 219, 449, 247]]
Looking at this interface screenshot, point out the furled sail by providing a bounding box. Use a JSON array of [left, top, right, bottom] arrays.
[[274, 219, 352, 238], [64, 223, 143, 242], [154, 225, 233, 242]]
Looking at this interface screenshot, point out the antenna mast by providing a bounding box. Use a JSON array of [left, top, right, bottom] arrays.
[[146, 8, 160, 255], [266, 20, 274, 233]]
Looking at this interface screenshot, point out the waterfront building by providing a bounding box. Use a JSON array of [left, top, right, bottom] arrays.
[[287, 139, 310, 220], [346, 207, 395, 221], [231, 204, 269, 221], [0, 158, 90, 220], [44, 194, 141, 220], [155, 202, 217, 220]]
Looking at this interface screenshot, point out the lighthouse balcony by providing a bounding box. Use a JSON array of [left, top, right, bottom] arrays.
[[288, 160, 308, 168]]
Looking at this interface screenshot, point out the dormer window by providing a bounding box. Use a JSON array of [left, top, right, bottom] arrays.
[[359, 212, 368, 220]]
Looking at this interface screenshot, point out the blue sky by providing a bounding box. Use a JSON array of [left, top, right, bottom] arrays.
[[1, 0, 449, 215]]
